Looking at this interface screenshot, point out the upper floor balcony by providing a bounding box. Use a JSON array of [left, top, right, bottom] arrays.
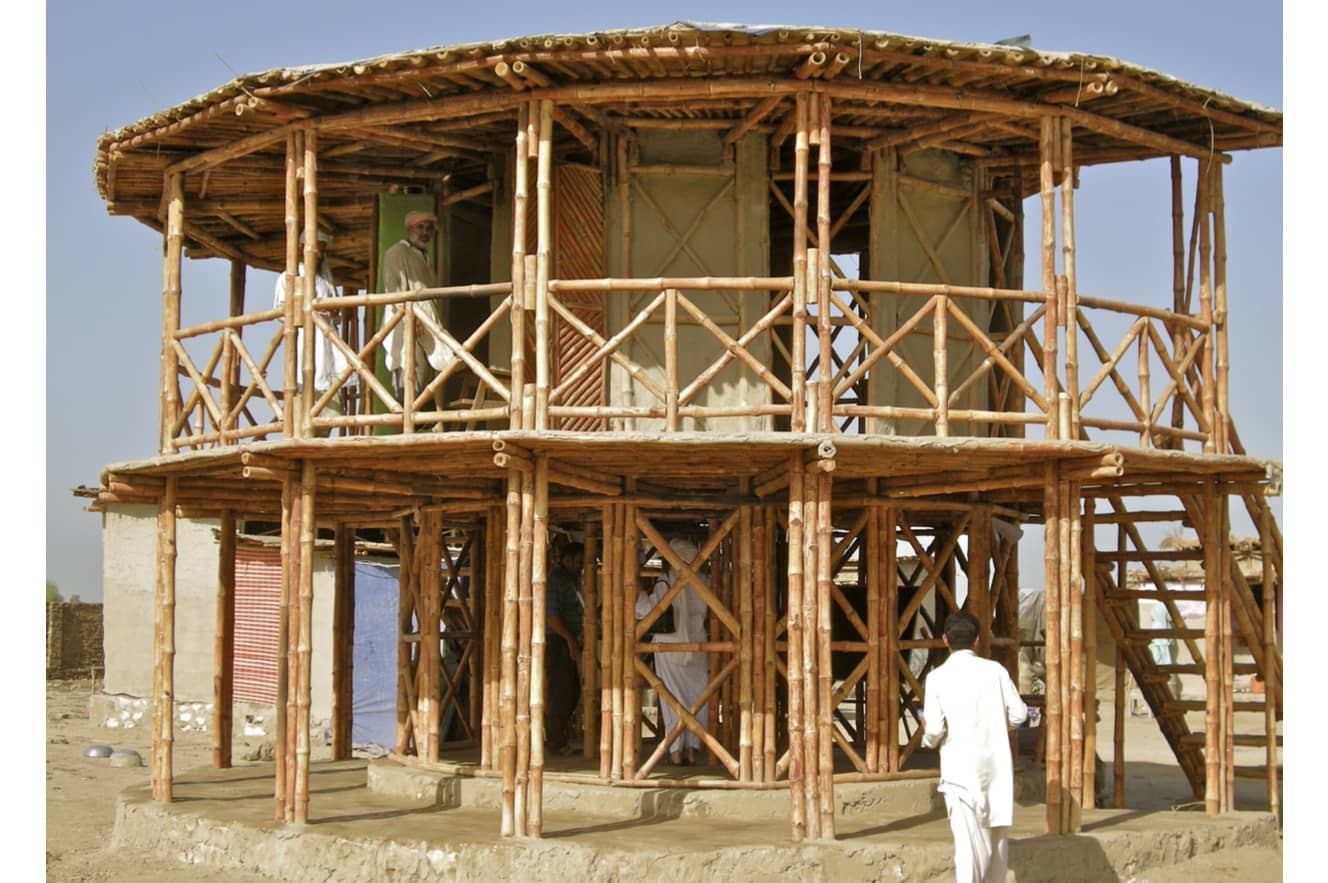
[[93, 24, 1281, 460]]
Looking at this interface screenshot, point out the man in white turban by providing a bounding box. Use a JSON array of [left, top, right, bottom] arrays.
[[380, 210, 454, 414], [273, 228, 355, 431], [636, 537, 710, 766]]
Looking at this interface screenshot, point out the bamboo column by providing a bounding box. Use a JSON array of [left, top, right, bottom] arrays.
[[815, 93, 833, 431], [151, 477, 178, 800], [1039, 118, 1060, 440], [801, 464, 821, 838], [500, 471, 522, 836], [1082, 502, 1098, 810], [786, 455, 807, 840], [534, 100, 553, 432], [159, 174, 184, 453], [221, 261, 245, 446], [293, 460, 316, 825], [331, 523, 355, 761], [1220, 493, 1234, 813], [1067, 484, 1084, 832], [934, 292, 949, 437], [1203, 481, 1222, 814], [1260, 505, 1280, 823], [529, 454, 550, 836], [1169, 157, 1187, 442], [1212, 164, 1229, 452], [1042, 464, 1063, 833], [1113, 642, 1126, 808], [791, 93, 809, 432], [622, 498, 640, 777], [603, 502, 621, 780], [866, 487, 881, 774], [739, 484, 755, 781], [420, 512, 441, 764], [282, 133, 300, 438], [510, 103, 530, 431], [395, 515, 414, 757], [752, 504, 768, 781], [274, 475, 296, 817], [300, 130, 319, 438], [514, 466, 536, 832], [482, 505, 503, 769], [814, 466, 835, 838], [581, 520, 600, 759], [469, 523, 484, 752], [968, 508, 992, 656], [1059, 118, 1080, 439], [1197, 159, 1217, 453], [212, 511, 236, 769], [883, 504, 900, 774]]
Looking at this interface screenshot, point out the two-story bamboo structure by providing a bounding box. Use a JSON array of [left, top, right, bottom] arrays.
[[88, 23, 1282, 841]]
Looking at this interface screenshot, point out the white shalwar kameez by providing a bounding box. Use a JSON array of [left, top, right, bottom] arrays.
[[379, 239, 454, 378], [273, 264, 355, 411], [636, 542, 709, 754], [921, 649, 1028, 883]]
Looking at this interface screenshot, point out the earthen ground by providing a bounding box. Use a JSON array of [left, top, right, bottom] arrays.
[[47, 681, 1282, 881]]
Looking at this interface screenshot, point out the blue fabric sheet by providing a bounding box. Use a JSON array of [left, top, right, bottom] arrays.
[[351, 559, 401, 749]]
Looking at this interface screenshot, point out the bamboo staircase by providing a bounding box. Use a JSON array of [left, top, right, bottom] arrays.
[[1090, 432, 1282, 810]]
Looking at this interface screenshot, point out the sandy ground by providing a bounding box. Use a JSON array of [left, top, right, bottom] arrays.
[[47, 679, 1282, 881]]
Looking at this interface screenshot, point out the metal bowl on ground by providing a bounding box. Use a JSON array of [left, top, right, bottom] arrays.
[[83, 744, 113, 759], [109, 749, 143, 768]]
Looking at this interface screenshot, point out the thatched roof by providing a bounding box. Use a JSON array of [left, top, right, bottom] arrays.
[[92, 22, 1282, 288]]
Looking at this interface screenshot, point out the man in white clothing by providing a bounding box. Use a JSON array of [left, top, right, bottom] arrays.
[[922, 611, 1028, 883], [380, 210, 453, 413]]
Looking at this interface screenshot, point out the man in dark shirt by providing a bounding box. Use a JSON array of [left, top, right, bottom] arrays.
[[545, 542, 584, 755]]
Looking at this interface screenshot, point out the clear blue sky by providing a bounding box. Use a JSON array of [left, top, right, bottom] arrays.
[[42, 1, 1284, 603]]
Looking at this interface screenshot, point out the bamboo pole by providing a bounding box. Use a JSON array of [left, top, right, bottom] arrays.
[[274, 477, 292, 818], [884, 505, 899, 773], [1068, 484, 1084, 832], [212, 511, 235, 769], [786, 454, 807, 840], [1220, 494, 1234, 813], [582, 519, 599, 759], [1197, 158, 1216, 452], [331, 523, 354, 761], [666, 289, 679, 431], [739, 485, 755, 781], [1169, 157, 1186, 442], [152, 477, 178, 800], [1203, 481, 1221, 814], [282, 133, 300, 439], [791, 94, 809, 432], [623, 499, 640, 778], [609, 502, 624, 779], [1043, 464, 1062, 833], [815, 469, 835, 837], [500, 471, 521, 836], [764, 505, 778, 782], [1039, 118, 1059, 439], [395, 515, 413, 758], [816, 95, 833, 431], [1059, 479, 1073, 833], [1260, 504, 1280, 823], [469, 523, 484, 753], [482, 506, 502, 768], [294, 460, 316, 824], [1212, 164, 1229, 453], [934, 294, 949, 437], [801, 468, 821, 839], [1083, 501, 1098, 810], [515, 467, 535, 833], [1060, 118, 1080, 439], [865, 490, 880, 774], [421, 512, 441, 765], [220, 261, 245, 445], [160, 174, 184, 453], [1114, 642, 1126, 808], [300, 130, 319, 438], [510, 103, 529, 431], [535, 100, 553, 432], [602, 503, 619, 779], [529, 454, 549, 836], [752, 504, 767, 781]]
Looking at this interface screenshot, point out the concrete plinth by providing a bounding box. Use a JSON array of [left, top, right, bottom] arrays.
[[112, 760, 1278, 882]]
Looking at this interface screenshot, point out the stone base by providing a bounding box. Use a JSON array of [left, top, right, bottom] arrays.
[[110, 759, 1278, 883]]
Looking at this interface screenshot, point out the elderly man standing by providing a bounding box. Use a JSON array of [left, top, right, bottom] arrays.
[[922, 611, 1028, 883], [381, 210, 454, 412]]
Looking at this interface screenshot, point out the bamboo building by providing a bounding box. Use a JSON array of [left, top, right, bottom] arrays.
[[86, 23, 1283, 840]]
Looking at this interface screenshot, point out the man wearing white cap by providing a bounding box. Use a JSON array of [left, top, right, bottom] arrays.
[[273, 228, 355, 430], [381, 210, 454, 412], [636, 537, 711, 766]]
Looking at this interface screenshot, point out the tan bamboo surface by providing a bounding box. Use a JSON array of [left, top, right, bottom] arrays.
[[621, 500, 639, 778], [159, 174, 184, 454], [785, 455, 806, 840], [739, 485, 755, 780], [1113, 642, 1126, 808], [529, 455, 550, 835], [1039, 118, 1060, 440], [1202, 482, 1221, 814], [212, 512, 236, 768], [608, 502, 624, 780], [1260, 505, 1280, 822], [293, 460, 316, 824], [582, 520, 599, 759], [151, 477, 178, 801], [1067, 482, 1084, 832], [331, 523, 354, 761], [1042, 465, 1062, 834], [499, 471, 521, 835], [1082, 502, 1098, 810], [514, 467, 535, 833]]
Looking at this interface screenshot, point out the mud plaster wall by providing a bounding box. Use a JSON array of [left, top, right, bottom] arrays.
[[46, 602, 104, 678], [868, 147, 991, 435], [606, 129, 771, 431], [99, 505, 335, 721]]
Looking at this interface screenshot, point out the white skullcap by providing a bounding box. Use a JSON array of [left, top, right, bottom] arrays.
[[668, 537, 698, 563]]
